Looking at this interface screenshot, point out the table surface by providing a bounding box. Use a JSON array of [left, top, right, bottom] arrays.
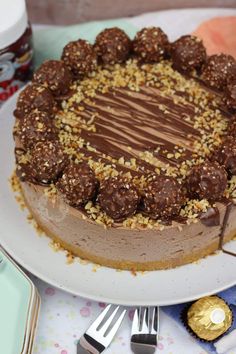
[[26, 0, 236, 25], [32, 276, 207, 354], [14, 8, 236, 354]]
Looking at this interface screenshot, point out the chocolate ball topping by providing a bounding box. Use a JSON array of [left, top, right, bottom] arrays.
[[15, 148, 36, 183], [228, 117, 236, 137], [133, 27, 169, 63], [142, 175, 185, 220], [171, 35, 206, 73], [33, 60, 73, 96], [212, 137, 236, 176], [61, 39, 97, 78], [94, 28, 131, 65], [14, 84, 56, 119], [98, 177, 140, 221], [57, 162, 98, 207], [17, 110, 58, 148], [224, 81, 236, 111], [201, 54, 236, 90], [30, 140, 68, 183], [187, 161, 227, 200]]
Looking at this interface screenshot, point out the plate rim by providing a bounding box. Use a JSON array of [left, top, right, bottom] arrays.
[[1, 91, 236, 307], [1, 235, 236, 306]]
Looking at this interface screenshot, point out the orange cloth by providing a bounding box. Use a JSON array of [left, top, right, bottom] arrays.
[[193, 16, 236, 59]]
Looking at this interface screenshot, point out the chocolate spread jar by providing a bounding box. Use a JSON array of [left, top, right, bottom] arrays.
[[0, 0, 33, 107]]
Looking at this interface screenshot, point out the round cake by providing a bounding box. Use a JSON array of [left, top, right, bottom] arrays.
[[13, 27, 236, 271]]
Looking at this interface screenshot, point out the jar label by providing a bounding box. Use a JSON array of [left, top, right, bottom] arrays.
[[0, 26, 33, 107]]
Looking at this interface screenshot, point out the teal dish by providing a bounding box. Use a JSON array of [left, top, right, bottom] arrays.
[[0, 249, 32, 354]]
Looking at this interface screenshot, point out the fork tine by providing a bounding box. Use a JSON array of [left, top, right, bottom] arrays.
[[138, 307, 142, 330], [131, 308, 139, 334], [150, 306, 159, 334], [88, 304, 111, 331], [146, 307, 150, 332], [156, 307, 160, 335], [105, 309, 126, 341], [99, 306, 119, 335], [140, 307, 149, 333]]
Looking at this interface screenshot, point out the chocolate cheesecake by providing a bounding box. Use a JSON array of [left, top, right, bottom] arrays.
[[13, 27, 236, 270]]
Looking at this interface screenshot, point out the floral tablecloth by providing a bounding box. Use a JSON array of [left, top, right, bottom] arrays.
[[32, 278, 207, 354], [28, 8, 236, 354]]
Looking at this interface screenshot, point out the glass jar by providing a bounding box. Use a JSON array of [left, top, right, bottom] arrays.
[[0, 0, 33, 106]]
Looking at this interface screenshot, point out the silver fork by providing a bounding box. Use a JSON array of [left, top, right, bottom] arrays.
[[78, 304, 126, 354], [131, 307, 159, 354]]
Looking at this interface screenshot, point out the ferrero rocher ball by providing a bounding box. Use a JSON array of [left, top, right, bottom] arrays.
[[213, 137, 236, 176], [33, 60, 73, 96], [142, 175, 185, 219], [186, 161, 227, 200], [30, 140, 68, 183], [171, 35, 206, 73], [56, 162, 98, 206], [15, 148, 36, 183], [187, 296, 232, 341], [14, 83, 56, 119], [17, 110, 58, 148], [94, 28, 131, 65], [98, 176, 140, 221], [224, 81, 236, 111], [201, 54, 236, 90], [228, 117, 236, 137], [61, 39, 97, 78], [133, 27, 169, 63]]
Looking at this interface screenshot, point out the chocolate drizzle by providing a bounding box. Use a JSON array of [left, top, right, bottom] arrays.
[[200, 201, 236, 257], [200, 207, 220, 227], [219, 201, 236, 257], [78, 85, 203, 170]]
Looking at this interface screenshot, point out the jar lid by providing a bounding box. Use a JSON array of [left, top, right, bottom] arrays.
[[0, 0, 28, 49]]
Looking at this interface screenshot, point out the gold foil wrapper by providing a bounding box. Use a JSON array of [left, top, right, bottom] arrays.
[[187, 296, 232, 341]]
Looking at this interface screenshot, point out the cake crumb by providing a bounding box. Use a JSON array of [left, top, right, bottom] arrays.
[[49, 240, 62, 252], [66, 252, 75, 264]]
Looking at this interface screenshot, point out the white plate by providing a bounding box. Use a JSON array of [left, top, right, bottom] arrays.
[[1, 93, 236, 306]]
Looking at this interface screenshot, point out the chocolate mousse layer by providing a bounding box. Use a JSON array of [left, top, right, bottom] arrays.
[[20, 182, 236, 270]]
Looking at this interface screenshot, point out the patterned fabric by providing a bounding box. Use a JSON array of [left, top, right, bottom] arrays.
[[163, 286, 236, 354], [32, 277, 207, 354]]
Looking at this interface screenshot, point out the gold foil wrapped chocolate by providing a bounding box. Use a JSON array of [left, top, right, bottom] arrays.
[[187, 296, 232, 341]]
